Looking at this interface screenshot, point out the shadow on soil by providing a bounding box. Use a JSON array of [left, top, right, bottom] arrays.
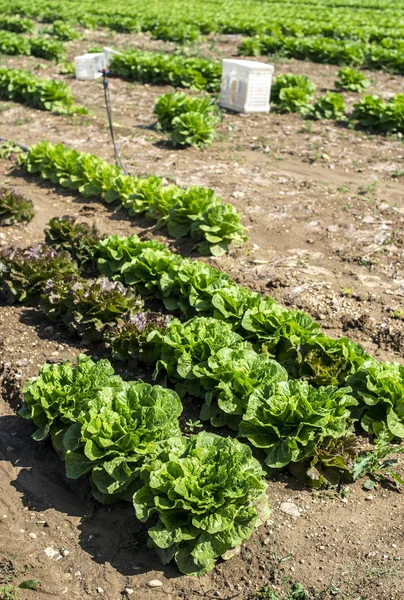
[[0, 410, 182, 580]]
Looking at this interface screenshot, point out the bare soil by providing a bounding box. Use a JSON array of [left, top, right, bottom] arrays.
[[0, 27, 403, 600]]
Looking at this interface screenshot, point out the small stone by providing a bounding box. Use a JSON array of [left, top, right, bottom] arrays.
[[232, 191, 245, 200], [124, 589, 134, 596], [44, 547, 59, 559], [60, 548, 70, 557], [147, 579, 163, 588], [96, 587, 104, 594], [319, 546, 325, 550], [280, 502, 301, 518], [29, 532, 37, 539], [365, 495, 374, 501], [392, 544, 397, 549]]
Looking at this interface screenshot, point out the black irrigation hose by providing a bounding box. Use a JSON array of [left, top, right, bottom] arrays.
[[101, 68, 129, 175], [1, 70, 129, 172], [0, 135, 29, 152]]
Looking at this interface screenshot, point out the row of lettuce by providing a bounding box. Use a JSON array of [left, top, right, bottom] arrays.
[[21, 354, 270, 575], [0, 0, 403, 52], [2, 216, 403, 460], [269, 73, 404, 134], [22, 141, 247, 256], [1, 13, 404, 76], [0, 14, 80, 40], [2, 214, 403, 570], [0, 68, 86, 115], [0, 29, 64, 61], [239, 34, 404, 74]]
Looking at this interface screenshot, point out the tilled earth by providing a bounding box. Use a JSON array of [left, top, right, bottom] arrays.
[[0, 27, 403, 600]]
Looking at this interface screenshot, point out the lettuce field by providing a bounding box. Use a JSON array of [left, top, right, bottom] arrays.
[[0, 0, 403, 599]]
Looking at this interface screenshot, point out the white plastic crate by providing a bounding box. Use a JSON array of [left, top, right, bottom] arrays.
[[103, 46, 123, 67], [74, 53, 106, 80], [219, 59, 274, 113]]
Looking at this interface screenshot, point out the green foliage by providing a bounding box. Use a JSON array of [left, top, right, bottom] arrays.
[[24, 143, 246, 256], [154, 91, 218, 130], [0, 187, 34, 226], [238, 33, 403, 73], [0, 585, 19, 600], [45, 215, 104, 269], [40, 276, 144, 343], [335, 66, 371, 92], [29, 36, 66, 61], [0, 67, 86, 114], [110, 49, 222, 92], [149, 21, 201, 44], [134, 432, 270, 575], [352, 428, 404, 487], [0, 243, 79, 303], [154, 92, 220, 148], [271, 74, 315, 114], [308, 91, 346, 120], [20, 354, 183, 501], [347, 360, 404, 439], [239, 382, 356, 468], [0, 30, 31, 55], [170, 111, 218, 148], [43, 20, 80, 40], [21, 354, 271, 572], [352, 93, 404, 133], [94, 235, 369, 388], [0, 15, 34, 33]]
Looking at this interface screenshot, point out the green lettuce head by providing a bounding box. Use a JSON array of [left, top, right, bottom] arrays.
[[134, 432, 270, 575], [239, 380, 357, 468]]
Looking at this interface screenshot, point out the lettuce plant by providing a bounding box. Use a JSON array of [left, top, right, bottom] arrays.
[[43, 20, 80, 40], [239, 381, 357, 468], [20, 354, 123, 442], [21, 355, 183, 502], [335, 67, 371, 92], [347, 360, 404, 439], [69, 380, 182, 502], [308, 91, 346, 120], [106, 311, 172, 362], [29, 36, 66, 61], [45, 216, 104, 269], [352, 94, 404, 133], [0, 244, 79, 303], [154, 92, 220, 148], [271, 74, 316, 106], [154, 92, 218, 131], [0, 68, 86, 115], [40, 276, 143, 343], [0, 187, 34, 226], [170, 111, 218, 148], [134, 432, 270, 575]]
